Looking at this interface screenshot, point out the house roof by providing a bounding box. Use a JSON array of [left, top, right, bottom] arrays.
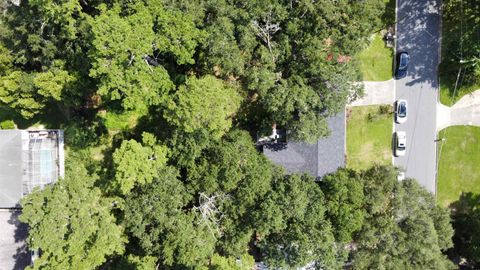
[[0, 130, 64, 208], [263, 112, 346, 178], [0, 130, 24, 208]]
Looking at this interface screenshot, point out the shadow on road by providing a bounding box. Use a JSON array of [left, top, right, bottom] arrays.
[[397, 0, 441, 89]]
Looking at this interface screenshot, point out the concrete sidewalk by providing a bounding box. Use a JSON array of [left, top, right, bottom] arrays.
[[349, 80, 394, 106], [436, 90, 480, 131]]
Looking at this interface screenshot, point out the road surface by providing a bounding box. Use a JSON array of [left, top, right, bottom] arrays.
[[394, 0, 442, 194]]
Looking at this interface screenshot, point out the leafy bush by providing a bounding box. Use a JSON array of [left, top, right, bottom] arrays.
[[0, 120, 15, 129], [378, 105, 392, 115], [367, 112, 381, 122]]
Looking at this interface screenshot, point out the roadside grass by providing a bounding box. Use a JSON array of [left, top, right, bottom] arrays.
[[439, 0, 480, 106], [357, 34, 393, 82], [346, 105, 393, 170], [437, 126, 480, 207], [356, 0, 395, 82], [440, 74, 480, 106]]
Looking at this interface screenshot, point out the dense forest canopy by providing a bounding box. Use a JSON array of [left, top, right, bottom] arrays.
[[0, 0, 458, 269], [0, 0, 385, 141]]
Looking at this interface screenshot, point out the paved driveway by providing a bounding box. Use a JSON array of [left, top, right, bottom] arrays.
[[394, 0, 442, 194], [349, 80, 394, 106], [437, 90, 480, 130]]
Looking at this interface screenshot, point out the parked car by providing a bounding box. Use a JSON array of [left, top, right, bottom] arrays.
[[395, 131, 407, 157], [397, 171, 406, 181], [396, 99, 407, 123], [395, 52, 409, 79]]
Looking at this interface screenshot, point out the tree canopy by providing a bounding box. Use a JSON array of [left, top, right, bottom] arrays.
[[0, 1, 457, 269], [257, 173, 339, 269], [449, 192, 480, 268], [163, 75, 242, 140], [112, 132, 167, 194], [19, 161, 126, 270], [352, 166, 454, 270], [321, 168, 365, 243], [0, 0, 384, 140], [441, 0, 480, 86]]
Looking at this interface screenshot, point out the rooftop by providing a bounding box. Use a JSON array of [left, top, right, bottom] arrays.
[[0, 130, 64, 208], [263, 112, 346, 178]]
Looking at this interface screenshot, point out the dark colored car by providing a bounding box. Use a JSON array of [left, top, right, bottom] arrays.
[[395, 52, 409, 79], [395, 99, 407, 123]]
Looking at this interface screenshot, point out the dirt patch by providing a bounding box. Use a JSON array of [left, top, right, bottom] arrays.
[[346, 107, 352, 121]]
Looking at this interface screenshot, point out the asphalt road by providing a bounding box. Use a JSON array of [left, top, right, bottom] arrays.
[[394, 0, 442, 194]]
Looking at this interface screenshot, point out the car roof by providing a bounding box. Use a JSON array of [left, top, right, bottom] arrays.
[[397, 131, 406, 138]]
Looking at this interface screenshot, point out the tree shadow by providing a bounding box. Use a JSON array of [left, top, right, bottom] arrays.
[[262, 142, 288, 152], [447, 192, 480, 269], [439, 0, 480, 100], [390, 132, 396, 157], [382, 0, 396, 26], [397, 0, 442, 88], [7, 210, 31, 270]]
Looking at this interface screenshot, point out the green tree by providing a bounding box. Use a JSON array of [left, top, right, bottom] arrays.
[[0, 67, 75, 118], [441, 0, 480, 87], [184, 130, 274, 255], [257, 173, 338, 269], [19, 163, 126, 270], [449, 192, 480, 268], [320, 168, 365, 243], [123, 166, 217, 268], [145, 0, 206, 65], [27, 0, 82, 41], [198, 1, 250, 76], [0, 43, 12, 75], [197, 0, 380, 141], [352, 166, 454, 270], [163, 75, 241, 140], [89, 3, 173, 110], [209, 253, 255, 270], [1, 0, 87, 69], [110, 255, 158, 270], [0, 0, 94, 118], [112, 132, 168, 194]]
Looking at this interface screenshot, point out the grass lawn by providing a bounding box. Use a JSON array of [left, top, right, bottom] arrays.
[[356, 0, 395, 82], [346, 105, 393, 170], [98, 109, 144, 132], [357, 33, 393, 81], [437, 126, 480, 207], [439, 0, 480, 106], [440, 74, 480, 106]]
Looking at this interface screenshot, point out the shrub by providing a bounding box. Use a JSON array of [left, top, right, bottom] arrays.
[[367, 113, 381, 122], [379, 105, 392, 115], [0, 120, 15, 129]]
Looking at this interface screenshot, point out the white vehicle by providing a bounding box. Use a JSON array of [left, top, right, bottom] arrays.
[[396, 99, 407, 124], [395, 131, 407, 157], [397, 171, 406, 181]]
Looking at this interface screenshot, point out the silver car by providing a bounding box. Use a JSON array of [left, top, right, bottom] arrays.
[[396, 99, 407, 124], [395, 131, 407, 157]]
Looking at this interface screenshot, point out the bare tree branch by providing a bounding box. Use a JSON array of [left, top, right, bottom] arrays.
[[251, 11, 281, 63], [193, 192, 227, 238]]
